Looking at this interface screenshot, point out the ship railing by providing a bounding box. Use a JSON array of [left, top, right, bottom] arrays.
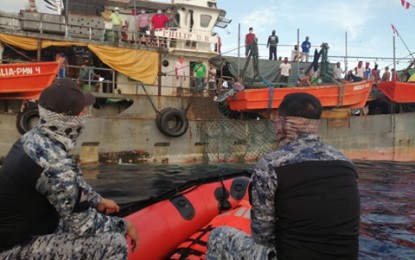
[[0, 12, 220, 54], [0, 11, 169, 48]]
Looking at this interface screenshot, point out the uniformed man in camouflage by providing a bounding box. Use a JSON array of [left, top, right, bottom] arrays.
[[207, 93, 360, 260], [0, 79, 138, 259]]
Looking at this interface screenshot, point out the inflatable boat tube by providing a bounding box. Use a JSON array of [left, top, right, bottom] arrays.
[[125, 176, 250, 260]]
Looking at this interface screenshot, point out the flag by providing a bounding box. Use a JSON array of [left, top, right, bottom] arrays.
[[391, 24, 400, 37], [401, 0, 412, 9]]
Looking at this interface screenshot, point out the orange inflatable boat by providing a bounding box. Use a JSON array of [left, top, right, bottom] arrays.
[[118, 171, 252, 260]]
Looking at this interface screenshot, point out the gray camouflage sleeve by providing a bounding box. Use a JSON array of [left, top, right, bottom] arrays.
[[36, 163, 127, 237], [75, 167, 101, 207], [250, 157, 278, 247]]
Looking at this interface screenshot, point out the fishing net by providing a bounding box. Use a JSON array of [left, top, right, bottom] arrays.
[[200, 109, 278, 163]]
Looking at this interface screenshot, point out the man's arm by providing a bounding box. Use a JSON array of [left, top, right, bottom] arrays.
[[36, 162, 127, 237], [250, 158, 278, 247]]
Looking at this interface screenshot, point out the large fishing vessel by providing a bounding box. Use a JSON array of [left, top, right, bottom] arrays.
[[0, 0, 414, 164]]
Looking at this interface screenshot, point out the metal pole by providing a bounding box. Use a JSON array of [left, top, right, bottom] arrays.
[[237, 23, 240, 79], [393, 35, 396, 73], [345, 31, 348, 72], [297, 28, 300, 76]]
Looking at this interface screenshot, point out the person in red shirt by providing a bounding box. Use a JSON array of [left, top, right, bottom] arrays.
[[151, 9, 169, 30], [245, 27, 255, 57], [391, 68, 399, 81]]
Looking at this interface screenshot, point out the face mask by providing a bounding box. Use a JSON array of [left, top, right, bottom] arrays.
[[141, 10, 145, 14], [157, 10, 162, 14]]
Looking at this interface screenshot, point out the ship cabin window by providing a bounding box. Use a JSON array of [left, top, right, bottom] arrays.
[[200, 15, 212, 28]]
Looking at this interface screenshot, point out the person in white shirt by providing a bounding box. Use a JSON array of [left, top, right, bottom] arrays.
[[175, 56, 186, 88], [279, 57, 292, 87]]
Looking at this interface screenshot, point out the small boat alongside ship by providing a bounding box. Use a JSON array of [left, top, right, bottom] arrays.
[[0, 0, 414, 163], [227, 80, 373, 111], [0, 61, 58, 100], [376, 81, 415, 103]]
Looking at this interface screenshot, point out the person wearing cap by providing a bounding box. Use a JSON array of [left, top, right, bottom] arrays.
[[109, 7, 125, 42], [0, 79, 138, 259], [207, 93, 360, 260]]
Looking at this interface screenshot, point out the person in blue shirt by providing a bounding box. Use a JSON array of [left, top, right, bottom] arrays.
[[301, 36, 311, 62]]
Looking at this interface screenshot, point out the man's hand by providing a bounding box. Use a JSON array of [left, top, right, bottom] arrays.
[[126, 220, 139, 252], [96, 197, 120, 214]]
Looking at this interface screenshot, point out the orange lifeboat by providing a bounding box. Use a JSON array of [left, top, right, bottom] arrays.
[[0, 61, 59, 100]]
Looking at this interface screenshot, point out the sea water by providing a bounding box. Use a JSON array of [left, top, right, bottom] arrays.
[[84, 161, 415, 260]]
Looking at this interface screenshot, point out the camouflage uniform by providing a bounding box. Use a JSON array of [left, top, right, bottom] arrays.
[[207, 116, 353, 259], [0, 107, 128, 259], [207, 226, 276, 260]]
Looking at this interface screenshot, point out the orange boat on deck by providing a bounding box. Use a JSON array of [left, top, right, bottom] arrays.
[[227, 80, 373, 111], [119, 171, 251, 260], [376, 81, 415, 103], [0, 62, 59, 100]]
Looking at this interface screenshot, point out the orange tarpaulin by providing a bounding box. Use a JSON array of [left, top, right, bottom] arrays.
[[0, 33, 158, 84]]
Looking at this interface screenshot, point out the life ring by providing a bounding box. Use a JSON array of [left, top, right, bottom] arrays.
[[156, 108, 188, 137], [16, 105, 39, 135]]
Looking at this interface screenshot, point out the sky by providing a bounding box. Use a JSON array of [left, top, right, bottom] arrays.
[[2, 0, 415, 71], [215, 0, 415, 71]]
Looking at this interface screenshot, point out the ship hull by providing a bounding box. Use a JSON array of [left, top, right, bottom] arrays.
[[1, 95, 415, 164]]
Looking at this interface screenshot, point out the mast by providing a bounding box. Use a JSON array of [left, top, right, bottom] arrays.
[[345, 31, 348, 72], [393, 35, 396, 74]]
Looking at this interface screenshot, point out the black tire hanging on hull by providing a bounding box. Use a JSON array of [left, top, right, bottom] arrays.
[[16, 105, 39, 135], [156, 108, 189, 137]]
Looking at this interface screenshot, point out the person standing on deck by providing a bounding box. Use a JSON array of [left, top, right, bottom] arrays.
[[301, 36, 311, 62], [109, 7, 125, 42], [381, 67, 391, 82], [0, 79, 138, 259], [175, 56, 186, 88], [136, 8, 150, 38], [193, 58, 207, 95], [364, 62, 371, 80], [391, 68, 399, 81], [245, 27, 256, 57], [78, 59, 99, 92], [208, 62, 217, 91], [267, 30, 279, 60], [207, 93, 360, 260], [151, 9, 169, 30], [278, 57, 292, 87]]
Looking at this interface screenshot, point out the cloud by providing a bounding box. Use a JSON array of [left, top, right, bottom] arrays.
[[240, 6, 279, 34]]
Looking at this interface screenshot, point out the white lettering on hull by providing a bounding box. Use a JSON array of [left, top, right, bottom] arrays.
[[0, 66, 41, 77]]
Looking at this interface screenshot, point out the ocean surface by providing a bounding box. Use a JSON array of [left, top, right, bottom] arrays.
[[84, 160, 415, 260]]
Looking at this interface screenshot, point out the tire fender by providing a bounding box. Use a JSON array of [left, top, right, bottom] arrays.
[[16, 105, 39, 135], [156, 108, 188, 137]]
